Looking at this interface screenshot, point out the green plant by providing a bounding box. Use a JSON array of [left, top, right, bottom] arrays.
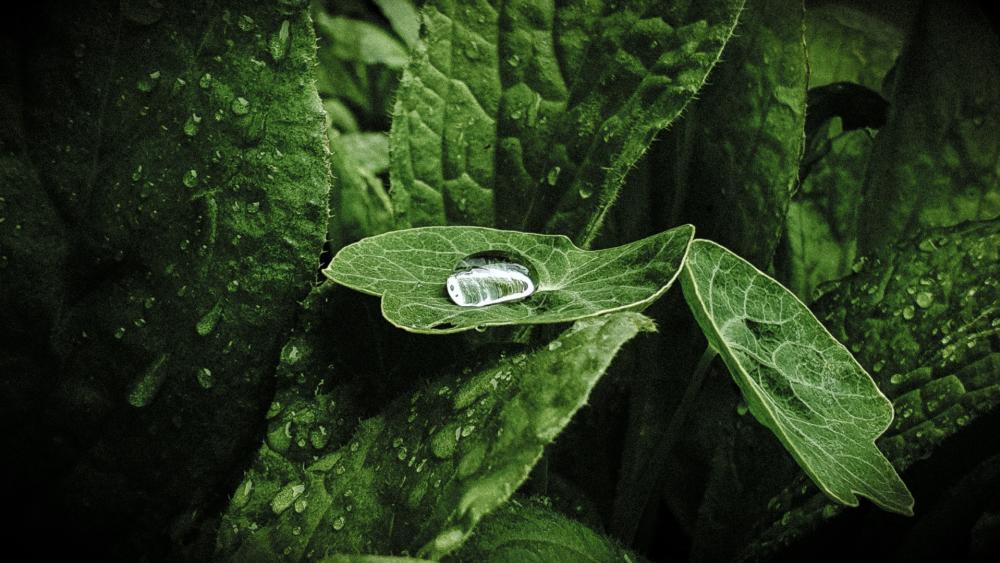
[[2, 0, 997, 561]]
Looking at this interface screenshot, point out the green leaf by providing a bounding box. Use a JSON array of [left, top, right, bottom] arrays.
[[858, 2, 1000, 255], [389, 0, 743, 240], [323, 224, 694, 333], [778, 5, 904, 300], [217, 312, 655, 561], [739, 218, 1000, 560], [329, 132, 395, 249], [0, 0, 329, 556], [374, 0, 421, 50], [451, 499, 642, 562], [804, 4, 903, 91], [680, 239, 913, 514], [669, 0, 807, 266], [314, 12, 410, 69]]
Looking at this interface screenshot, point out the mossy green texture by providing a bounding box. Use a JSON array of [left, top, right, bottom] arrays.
[[0, 0, 329, 552]]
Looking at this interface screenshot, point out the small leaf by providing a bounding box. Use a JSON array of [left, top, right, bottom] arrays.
[[323, 224, 693, 333], [680, 239, 913, 514], [452, 499, 643, 562], [217, 312, 655, 560]]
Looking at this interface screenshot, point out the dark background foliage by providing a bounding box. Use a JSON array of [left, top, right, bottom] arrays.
[[1, 0, 998, 561]]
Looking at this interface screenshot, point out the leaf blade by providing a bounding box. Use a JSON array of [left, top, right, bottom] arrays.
[[681, 239, 913, 514], [389, 0, 744, 239], [323, 224, 694, 333], [217, 312, 656, 560]]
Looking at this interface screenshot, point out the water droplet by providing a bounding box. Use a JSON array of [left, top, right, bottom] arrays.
[[231, 96, 251, 115], [199, 72, 213, 88], [183, 169, 199, 188], [547, 340, 562, 351], [507, 54, 520, 67], [578, 187, 593, 199], [197, 367, 213, 389], [270, 483, 305, 514], [915, 291, 933, 308], [136, 70, 160, 93], [902, 305, 915, 320], [546, 166, 561, 186], [227, 280, 240, 293], [460, 424, 476, 437], [183, 113, 202, 137], [131, 164, 143, 182], [446, 252, 538, 307], [237, 14, 255, 32], [196, 300, 223, 336], [270, 20, 292, 61], [114, 326, 127, 339], [397, 447, 408, 461], [127, 353, 169, 407], [332, 515, 345, 530]]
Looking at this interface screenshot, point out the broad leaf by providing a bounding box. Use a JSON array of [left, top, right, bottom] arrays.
[[217, 312, 655, 561], [804, 4, 903, 91], [323, 224, 693, 333], [0, 0, 329, 557], [739, 218, 1000, 560], [857, 2, 1000, 254], [389, 0, 743, 241], [781, 4, 903, 300], [669, 0, 806, 267], [680, 239, 913, 514], [453, 499, 642, 562]]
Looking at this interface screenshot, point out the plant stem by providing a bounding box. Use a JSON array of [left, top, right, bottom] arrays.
[[611, 344, 719, 543]]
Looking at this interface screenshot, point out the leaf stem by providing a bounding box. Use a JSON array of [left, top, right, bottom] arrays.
[[612, 344, 718, 542]]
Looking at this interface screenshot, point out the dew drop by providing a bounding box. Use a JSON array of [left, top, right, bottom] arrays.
[[332, 515, 345, 530], [136, 70, 160, 93], [183, 113, 202, 137], [231, 96, 251, 115], [183, 169, 199, 188], [237, 14, 255, 32], [915, 291, 934, 308], [446, 252, 538, 307], [197, 367, 214, 389]]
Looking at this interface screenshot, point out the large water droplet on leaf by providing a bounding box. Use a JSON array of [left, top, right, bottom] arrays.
[[446, 252, 538, 307]]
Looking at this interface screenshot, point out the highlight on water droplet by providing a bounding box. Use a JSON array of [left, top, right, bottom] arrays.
[[445, 251, 538, 307]]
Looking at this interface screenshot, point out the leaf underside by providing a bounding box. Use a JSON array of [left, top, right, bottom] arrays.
[[681, 239, 913, 515]]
